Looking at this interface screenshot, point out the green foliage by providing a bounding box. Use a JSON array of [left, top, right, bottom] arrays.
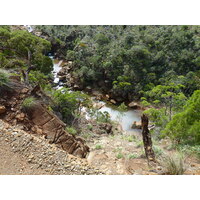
[[128, 154, 138, 159], [95, 144, 102, 150], [66, 127, 77, 136], [28, 71, 52, 88], [163, 90, 200, 144], [121, 135, 135, 142], [88, 109, 111, 123], [0, 26, 53, 79], [143, 108, 168, 127], [34, 25, 200, 102], [51, 87, 91, 124], [153, 146, 164, 156], [81, 132, 93, 139], [135, 140, 143, 148], [160, 153, 186, 175], [21, 97, 37, 110], [116, 153, 124, 159], [118, 102, 128, 112], [0, 70, 9, 87], [87, 123, 93, 130], [176, 145, 200, 159]]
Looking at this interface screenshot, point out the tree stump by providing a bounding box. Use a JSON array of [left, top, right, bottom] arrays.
[[141, 114, 156, 163]]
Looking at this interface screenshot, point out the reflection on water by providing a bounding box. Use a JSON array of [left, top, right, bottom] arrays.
[[99, 103, 141, 133]]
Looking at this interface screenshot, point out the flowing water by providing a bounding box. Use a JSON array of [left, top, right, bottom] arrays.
[[52, 59, 141, 134]]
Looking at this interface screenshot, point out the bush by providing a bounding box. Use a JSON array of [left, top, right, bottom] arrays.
[[128, 154, 138, 159], [51, 88, 91, 125], [66, 127, 77, 136], [95, 144, 102, 150], [121, 135, 135, 142], [21, 97, 37, 111], [153, 146, 164, 156], [116, 153, 124, 159], [0, 70, 9, 87], [176, 145, 200, 159], [160, 153, 186, 175]]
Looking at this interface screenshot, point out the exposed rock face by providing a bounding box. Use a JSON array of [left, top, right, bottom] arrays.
[[0, 76, 89, 158], [0, 120, 104, 175], [128, 102, 141, 109], [28, 103, 89, 158]]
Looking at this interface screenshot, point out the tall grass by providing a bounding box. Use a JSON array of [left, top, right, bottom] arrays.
[[160, 153, 186, 175]]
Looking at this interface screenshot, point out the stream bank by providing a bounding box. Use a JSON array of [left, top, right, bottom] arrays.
[[52, 59, 142, 134]]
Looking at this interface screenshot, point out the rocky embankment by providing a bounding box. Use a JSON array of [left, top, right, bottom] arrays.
[[0, 76, 90, 158], [0, 120, 105, 175]]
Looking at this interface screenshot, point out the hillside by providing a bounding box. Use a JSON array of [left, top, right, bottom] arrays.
[[0, 25, 200, 175]]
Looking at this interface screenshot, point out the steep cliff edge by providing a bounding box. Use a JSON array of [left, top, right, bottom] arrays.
[[0, 75, 89, 158]]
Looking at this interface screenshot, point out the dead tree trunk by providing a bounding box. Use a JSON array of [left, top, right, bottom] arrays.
[[141, 114, 156, 163]]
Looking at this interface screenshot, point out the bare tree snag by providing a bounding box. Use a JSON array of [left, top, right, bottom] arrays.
[[141, 114, 156, 163]]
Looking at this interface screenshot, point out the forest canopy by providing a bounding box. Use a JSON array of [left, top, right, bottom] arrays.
[[35, 25, 200, 102]]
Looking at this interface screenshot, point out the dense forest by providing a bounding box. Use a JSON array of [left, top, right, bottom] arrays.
[[34, 25, 200, 145], [35, 25, 200, 100], [0, 25, 200, 174]]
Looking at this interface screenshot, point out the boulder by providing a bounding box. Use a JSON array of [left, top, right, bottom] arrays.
[[0, 106, 6, 114], [131, 121, 142, 129], [105, 94, 110, 100], [110, 99, 117, 104], [85, 86, 92, 93], [93, 102, 105, 109], [58, 75, 66, 81], [57, 68, 66, 76], [99, 123, 113, 134], [128, 102, 141, 109], [15, 113, 25, 121]]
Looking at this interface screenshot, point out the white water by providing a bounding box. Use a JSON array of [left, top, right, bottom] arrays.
[[52, 60, 63, 84], [23, 25, 141, 133], [52, 58, 141, 133], [24, 25, 33, 32]]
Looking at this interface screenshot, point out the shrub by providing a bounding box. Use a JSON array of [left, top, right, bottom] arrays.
[[0, 70, 9, 87], [82, 132, 93, 139], [66, 127, 77, 136], [87, 123, 93, 130], [176, 145, 200, 159], [95, 144, 102, 150], [160, 153, 186, 175], [128, 154, 138, 159], [21, 97, 37, 111], [135, 140, 143, 148], [153, 146, 164, 156], [116, 153, 124, 159], [121, 135, 135, 142]]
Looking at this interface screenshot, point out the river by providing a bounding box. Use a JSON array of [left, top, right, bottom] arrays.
[[24, 25, 141, 134], [52, 60, 141, 134]]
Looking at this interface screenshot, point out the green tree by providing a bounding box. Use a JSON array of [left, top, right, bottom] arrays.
[[163, 90, 200, 145]]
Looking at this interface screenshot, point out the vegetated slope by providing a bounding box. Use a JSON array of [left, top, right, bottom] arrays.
[[35, 25, 200, 102]]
